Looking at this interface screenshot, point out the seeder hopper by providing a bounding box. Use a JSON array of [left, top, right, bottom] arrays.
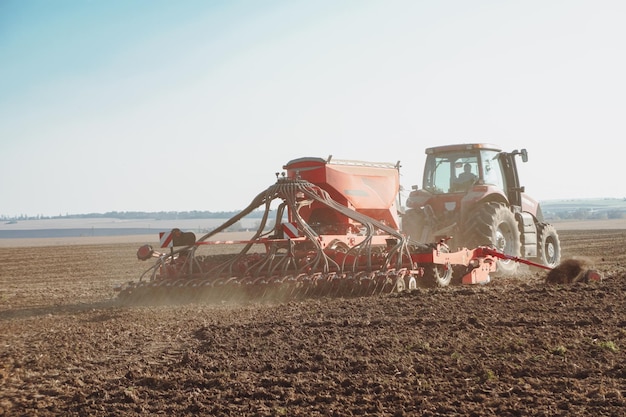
[[115, 156, 599, 304]]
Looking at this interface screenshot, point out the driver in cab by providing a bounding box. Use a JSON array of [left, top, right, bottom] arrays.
[[453, 163, 477, 190]]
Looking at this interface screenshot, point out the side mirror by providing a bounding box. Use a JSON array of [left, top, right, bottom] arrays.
[[512, 148, 529, 163]]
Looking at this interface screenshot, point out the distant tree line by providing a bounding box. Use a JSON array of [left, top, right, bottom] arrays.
[[0, 210, 266, 222], [544, 209, 625, 221]]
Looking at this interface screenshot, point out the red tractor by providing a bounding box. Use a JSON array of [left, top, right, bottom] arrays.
[[402, 143, 561, 280]]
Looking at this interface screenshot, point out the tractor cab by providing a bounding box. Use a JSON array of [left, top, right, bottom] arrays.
[[414, 143, 533, 215], [422, 143, 508, 195]]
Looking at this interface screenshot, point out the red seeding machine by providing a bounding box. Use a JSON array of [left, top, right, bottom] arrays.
[[116, 153, 599, 304]]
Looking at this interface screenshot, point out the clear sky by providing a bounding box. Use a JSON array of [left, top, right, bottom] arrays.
[[1, 0, 624, 217]]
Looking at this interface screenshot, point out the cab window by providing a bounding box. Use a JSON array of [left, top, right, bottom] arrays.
[[424, 153, 479, 193]]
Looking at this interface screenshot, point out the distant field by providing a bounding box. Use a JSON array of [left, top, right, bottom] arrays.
[[1, 218, 625, 248], [550, 218, 626, 230], [0, 217, 256, 233], [0, 218, 258, 242], [0, 231, 256, 248]]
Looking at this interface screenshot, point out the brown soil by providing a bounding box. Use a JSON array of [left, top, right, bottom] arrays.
[[1, 229, 625, 416]]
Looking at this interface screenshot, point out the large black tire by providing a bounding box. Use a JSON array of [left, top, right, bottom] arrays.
[[464, 202, 522, 276], [401, 208, 426, 243], [536, 223, 561, 269]]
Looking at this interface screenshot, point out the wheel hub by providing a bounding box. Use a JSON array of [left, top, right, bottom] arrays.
[[495, 230, 507, 252]]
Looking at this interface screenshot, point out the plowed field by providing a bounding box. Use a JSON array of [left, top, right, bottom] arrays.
[[1, 228, 625, 416]]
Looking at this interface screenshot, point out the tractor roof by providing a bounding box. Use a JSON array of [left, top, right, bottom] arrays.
[[425, 143, 502, 154]]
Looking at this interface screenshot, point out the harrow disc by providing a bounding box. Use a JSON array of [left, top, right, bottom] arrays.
[[116, 266, 422, 305]]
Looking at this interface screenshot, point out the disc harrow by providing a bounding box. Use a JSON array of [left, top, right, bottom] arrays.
[[116, 269, 407, 305]]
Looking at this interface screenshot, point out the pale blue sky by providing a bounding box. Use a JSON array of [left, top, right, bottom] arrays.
[[1, 0, 625, 217]]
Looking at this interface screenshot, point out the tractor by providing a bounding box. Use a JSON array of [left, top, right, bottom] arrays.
[[401, 143, 561, 281]]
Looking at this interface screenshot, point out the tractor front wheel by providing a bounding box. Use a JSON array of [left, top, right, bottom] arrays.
[[536, 223, 561, 269]]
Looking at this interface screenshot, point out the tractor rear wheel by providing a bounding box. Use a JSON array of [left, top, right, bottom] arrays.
[[464, 202, 522, 276], [537, 223, 561, 269]]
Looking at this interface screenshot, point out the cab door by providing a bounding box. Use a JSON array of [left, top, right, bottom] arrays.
[[498, 152, 523, 208]]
